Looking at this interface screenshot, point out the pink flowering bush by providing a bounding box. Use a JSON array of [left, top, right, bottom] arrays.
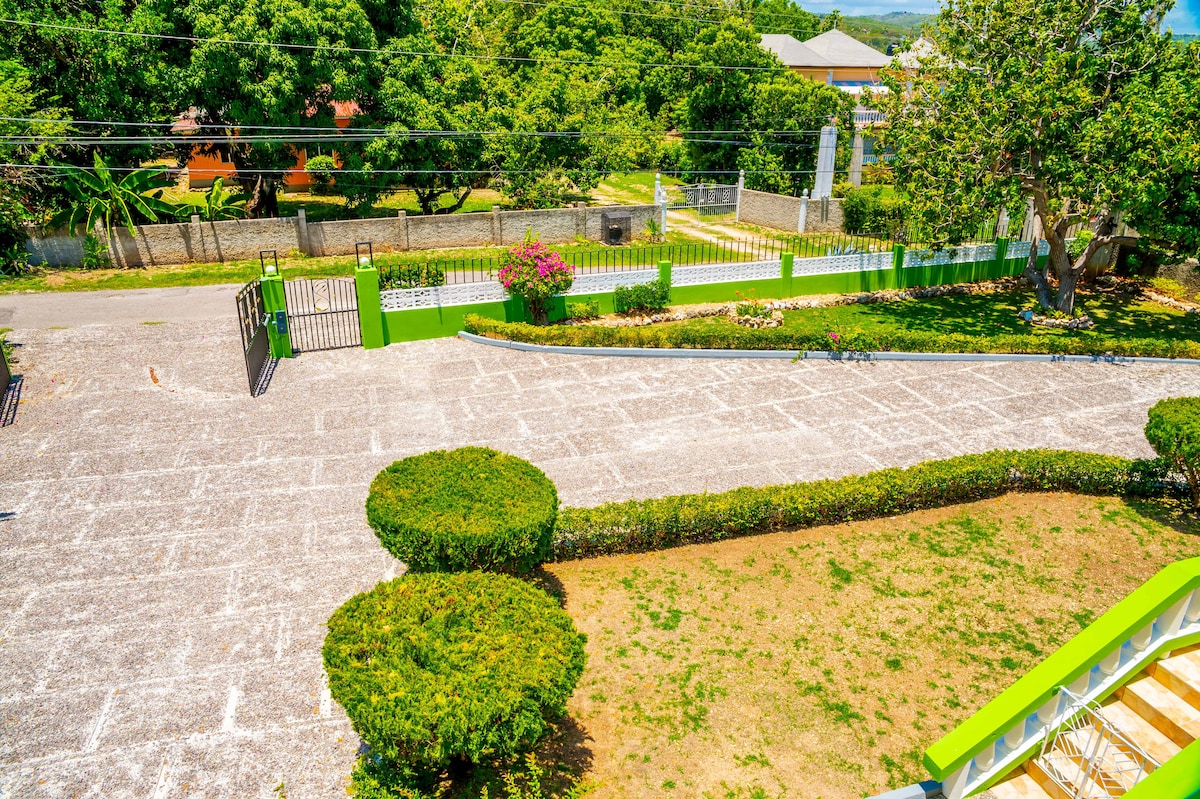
[[497, 234, 575, 325]]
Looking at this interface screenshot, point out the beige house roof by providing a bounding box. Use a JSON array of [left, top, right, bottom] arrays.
[[759, 33, 832, 68], [800, 29, 892, 68]]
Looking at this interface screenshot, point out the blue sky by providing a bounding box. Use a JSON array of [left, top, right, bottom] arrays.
[[811, 0, 1199, 34]]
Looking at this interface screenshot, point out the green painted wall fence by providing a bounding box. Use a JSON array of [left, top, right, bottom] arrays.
[[352, 238, 1032, 346]]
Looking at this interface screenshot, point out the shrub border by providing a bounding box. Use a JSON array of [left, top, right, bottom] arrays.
[[459, 331, 1200, 366], [552, 449, 1179, 560]]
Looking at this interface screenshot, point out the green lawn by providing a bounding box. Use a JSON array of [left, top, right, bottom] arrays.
[[678, 287, 1200, 343], [546, 493, 1200, 799]]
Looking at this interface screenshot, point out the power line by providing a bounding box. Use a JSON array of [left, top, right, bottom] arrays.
[[0, 163, 824, 174], [0, 115, 849, 131], [1, 17, 793, 73]]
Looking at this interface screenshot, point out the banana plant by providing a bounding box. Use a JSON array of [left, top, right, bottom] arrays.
[[54, 152, 176, 239], [175, 177, 251, 222]]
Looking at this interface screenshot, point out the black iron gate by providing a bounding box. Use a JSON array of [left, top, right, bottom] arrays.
[[284, 277, 361, 352], [236, 278, 272, 394]]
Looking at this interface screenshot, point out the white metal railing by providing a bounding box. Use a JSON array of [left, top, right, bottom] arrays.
[[1036, 688, 1157, 798], [940, 588, 1200, 799]]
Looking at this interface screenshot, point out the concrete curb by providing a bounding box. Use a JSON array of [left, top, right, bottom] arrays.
[[456, 331, 1200, 367]]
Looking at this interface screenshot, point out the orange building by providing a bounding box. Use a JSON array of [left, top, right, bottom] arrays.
[[171, 101, 360, 190], [760, 29, 892, 95]]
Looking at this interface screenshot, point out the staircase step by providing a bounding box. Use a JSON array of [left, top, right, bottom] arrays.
[[1024, 759, 1075, 799], [1121, 675, 1200, 747], [1101, 699, 1182, 765], [1150, 649, 1200, 712], [986, 771, 1054, 799]]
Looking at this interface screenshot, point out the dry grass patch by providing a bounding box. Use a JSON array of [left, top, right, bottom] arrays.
[[545, 493, 1200, 799]]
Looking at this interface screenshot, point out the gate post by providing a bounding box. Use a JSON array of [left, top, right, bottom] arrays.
[[355, 253, 385, 350], [781, 252, 794, 298], [260, 272, 293, 359]]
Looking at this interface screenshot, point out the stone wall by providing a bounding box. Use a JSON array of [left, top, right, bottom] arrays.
[[737, 189, 844, 234], [24, 203, 659, 267], [739, 189, 802, 232]]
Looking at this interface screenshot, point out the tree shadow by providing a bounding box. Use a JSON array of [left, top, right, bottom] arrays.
[[524, 566, 569, 608], [1126, 496, 1200, 539]]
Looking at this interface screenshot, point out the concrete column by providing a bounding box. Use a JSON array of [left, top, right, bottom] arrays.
[[849, 132, 864, 188], [397, 210, 409, 251], [657, 259, 672, 291], [491, 205, 502, 245], [354, 262, 385, 350], [798, 189, 809, 234], [296, 207, 310, 256], [655, 173, 668, 234], [735, 169, 745, 222], [780, 251, 794, 297], [814, 125, 838, 198], [259, 273, 293, 359]]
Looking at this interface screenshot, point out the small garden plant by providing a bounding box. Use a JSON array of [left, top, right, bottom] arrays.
[[366, 447, 559, 574], [613, 278, 670, 314], [497, 234, 575, 325]]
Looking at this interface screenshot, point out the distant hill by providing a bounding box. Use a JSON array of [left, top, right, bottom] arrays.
[[823, 12, 933, 52], [1175, 33, 1199, 43]]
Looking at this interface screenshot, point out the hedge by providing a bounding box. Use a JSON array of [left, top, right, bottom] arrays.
[[552, 450, 1171, 559], [463, 314, 1200, 360], [366, 447, 558, 574], [841, 185, 908, 237], [1145, 397, 1200, 510], [323, 572, 587, 783]]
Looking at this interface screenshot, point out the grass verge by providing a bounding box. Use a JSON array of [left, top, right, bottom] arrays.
[[546, 492, 1200, 799], [464, 286, 1200, 359]]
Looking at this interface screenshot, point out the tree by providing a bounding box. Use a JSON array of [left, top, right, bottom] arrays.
[[54, 152, 176, 239], [1118, 41, 1200, 259], [875, 0, 1183, 314], [181, 0, 383, 217]]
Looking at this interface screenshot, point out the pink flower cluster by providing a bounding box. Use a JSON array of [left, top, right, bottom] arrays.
[[497, 239, 575, 299]]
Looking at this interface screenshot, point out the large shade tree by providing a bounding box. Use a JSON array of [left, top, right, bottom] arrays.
[[876, 0, 1189, 313]]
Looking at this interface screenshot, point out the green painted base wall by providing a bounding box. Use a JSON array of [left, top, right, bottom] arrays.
[[378, 245, 1028, 344]]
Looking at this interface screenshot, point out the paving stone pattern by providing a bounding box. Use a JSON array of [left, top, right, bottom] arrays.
[[2, 319, 1199, 798]]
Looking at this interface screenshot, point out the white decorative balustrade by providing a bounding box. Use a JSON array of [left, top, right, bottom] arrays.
[[793, 251, 893, 277], [671, 260, 782, 286], [903, 243, 999, 268], [565, 269, 660, 295], [379, 281, 508, 312]]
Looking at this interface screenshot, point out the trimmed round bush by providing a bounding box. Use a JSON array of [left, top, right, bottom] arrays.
[[323, 572, 587, 778], [367, 447, 558, 573], [1145, 397, 1200, 510]]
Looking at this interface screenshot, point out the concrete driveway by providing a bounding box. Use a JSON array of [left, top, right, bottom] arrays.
[[2, 310, 1198, 798]]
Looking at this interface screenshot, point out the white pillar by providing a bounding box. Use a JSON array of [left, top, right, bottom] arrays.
[[735, 169, 745, 222], [814, 125, 838, 198], [849, 132, 864, 188], [798, 189, 809, 234], [655, 173, 668, 233]]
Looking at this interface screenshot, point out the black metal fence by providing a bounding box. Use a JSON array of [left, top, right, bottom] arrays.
[[377, 234, 912, 289], [236, 278, 272, 395], [284, 277, 362, 352]]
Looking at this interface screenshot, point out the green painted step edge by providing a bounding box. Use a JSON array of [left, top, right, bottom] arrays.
[[924, 557, 1200, 781], [1124, 736, 1200, 799]]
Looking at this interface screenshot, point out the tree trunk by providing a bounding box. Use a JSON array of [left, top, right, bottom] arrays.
[[244, 176, 279, 219], [432, 188, 472, 215], [529, 297, 550, 326], [1022, 238, 1056, 310], [1056, 268, 1080, 315], [414, 188, 439, 216]]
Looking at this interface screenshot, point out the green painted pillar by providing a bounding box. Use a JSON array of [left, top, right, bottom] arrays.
[[355, 263, 385, 349], [260, 273, 293, 359], [892, 243, 906, 290], [781, 252, 794, 297], [994, 237, 1010, 276], [658, 259, 672, 303]]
